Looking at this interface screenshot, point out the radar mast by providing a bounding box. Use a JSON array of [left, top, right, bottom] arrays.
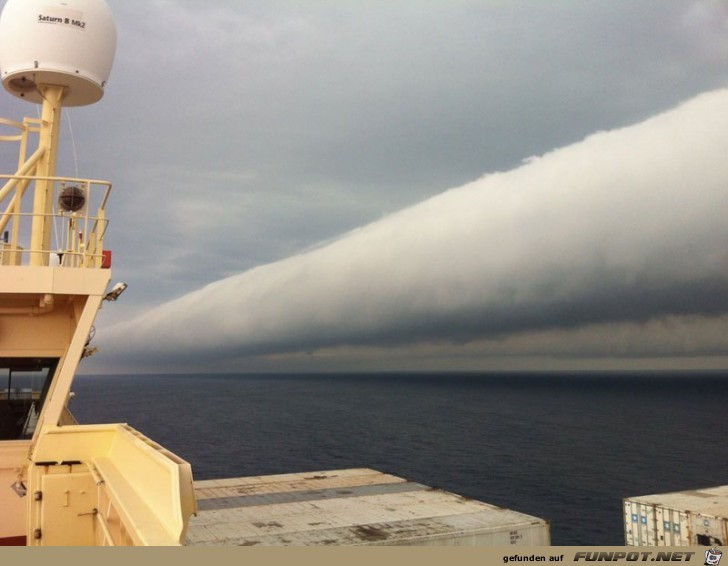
[[0, 0, 116, 265]]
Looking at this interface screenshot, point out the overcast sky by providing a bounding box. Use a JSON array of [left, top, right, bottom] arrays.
[[2, 0, 728, 374]]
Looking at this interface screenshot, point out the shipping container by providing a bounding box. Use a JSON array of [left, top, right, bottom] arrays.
[[186, 468, 550, 546], [624, 486, 728, 546]]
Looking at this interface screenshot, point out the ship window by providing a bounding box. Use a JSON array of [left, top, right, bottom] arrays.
[[0, 358, 58, 440]]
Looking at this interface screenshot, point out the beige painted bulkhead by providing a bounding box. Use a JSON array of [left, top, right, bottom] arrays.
[[0, 86, 198, 544], [0, 264, 198, 545], [0, 266, 109, 541]]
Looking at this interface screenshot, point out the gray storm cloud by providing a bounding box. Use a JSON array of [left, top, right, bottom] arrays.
[[100, 89, 728, 363]]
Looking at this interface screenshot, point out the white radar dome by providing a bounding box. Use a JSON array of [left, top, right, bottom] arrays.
[[0, 0, 116, 107]]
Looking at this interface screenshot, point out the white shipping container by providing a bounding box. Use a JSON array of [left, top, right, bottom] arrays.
[[624, 486, 728, 546], [186, 468, 550, 546]]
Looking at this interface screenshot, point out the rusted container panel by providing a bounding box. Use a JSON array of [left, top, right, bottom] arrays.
[[187, 468, 550, 546], [624, 486, 728, 546]]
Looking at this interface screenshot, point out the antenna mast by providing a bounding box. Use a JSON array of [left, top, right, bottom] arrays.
[[0, 0, 117, 266]]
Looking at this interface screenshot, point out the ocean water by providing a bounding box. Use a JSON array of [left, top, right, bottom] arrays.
[[71, 371, 728, 546]]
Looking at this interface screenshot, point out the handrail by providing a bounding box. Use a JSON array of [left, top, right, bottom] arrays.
[[0, 174, 112, 268], [0, 173, 114, 186], [1, 111, 112, 268], [0, 117, 26, 142]]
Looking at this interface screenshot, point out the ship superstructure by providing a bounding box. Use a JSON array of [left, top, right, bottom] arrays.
[[0, 0, 195, 546]]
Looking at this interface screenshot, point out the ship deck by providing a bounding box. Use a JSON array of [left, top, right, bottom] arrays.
[[185, 468, 549, 546]]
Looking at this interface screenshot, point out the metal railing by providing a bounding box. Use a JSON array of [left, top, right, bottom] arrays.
[[1, 115, 112, 269], [0, 174, 112, 268], [0, 389, 39, 401]]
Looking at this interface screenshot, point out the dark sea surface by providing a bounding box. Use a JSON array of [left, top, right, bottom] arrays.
[[71, 371, 728, 546]]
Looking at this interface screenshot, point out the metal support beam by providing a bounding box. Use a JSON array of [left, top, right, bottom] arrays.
[[29, 86, 66, 266]]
